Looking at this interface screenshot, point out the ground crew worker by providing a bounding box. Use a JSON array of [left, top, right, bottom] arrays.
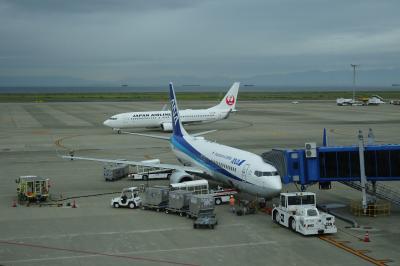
[[229, 195, 235, 213]]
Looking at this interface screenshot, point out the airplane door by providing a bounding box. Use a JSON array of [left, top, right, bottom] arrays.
[[241, 164, 250, 181]]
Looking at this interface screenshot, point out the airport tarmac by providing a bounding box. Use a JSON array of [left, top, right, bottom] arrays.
[[0, 100, 399, 266]]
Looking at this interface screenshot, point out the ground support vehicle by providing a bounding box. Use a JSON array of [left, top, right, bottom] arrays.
[[16, 176, 49, 202], [272, 192, 337, 235], [165, 190, 192, 216], [111, 187, 142, 209], [193, 211, 218, 229], [210, 186, 238, 205], [141, 186, 169, 212], [187, 194, 215, 219], [129, 170, 171, 181]]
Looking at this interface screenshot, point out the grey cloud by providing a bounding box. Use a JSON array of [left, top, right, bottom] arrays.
[[1, 0, 200, 14], [0, 0, 400, 86]]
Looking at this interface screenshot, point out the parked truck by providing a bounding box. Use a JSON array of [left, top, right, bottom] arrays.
[[272, 192, 337, 235], [165, 190, 192, 216], [187, 194, 215, 219], [141, 186, 169, 212]]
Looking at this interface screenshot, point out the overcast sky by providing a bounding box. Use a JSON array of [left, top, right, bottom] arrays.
[[0, 0, 399, 86]]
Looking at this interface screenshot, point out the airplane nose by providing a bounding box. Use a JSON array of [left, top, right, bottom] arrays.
[[103, 120, 110, 127], [266, 176, 282, 197]]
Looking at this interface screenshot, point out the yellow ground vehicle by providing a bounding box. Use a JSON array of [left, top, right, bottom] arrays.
[[16, 176, 49, 202]]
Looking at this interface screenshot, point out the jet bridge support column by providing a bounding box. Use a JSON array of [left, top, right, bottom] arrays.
[[358, 130, 368, 214]]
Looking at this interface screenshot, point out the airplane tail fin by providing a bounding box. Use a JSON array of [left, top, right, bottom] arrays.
[[211, 82, 240, 111], [169, 82, 189, 137]]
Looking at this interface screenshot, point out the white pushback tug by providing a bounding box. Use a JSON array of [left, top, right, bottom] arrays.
[[272, 192, 337, 235]]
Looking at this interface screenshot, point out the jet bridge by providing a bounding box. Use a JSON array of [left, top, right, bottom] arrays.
[[263, 144, 400, 185]]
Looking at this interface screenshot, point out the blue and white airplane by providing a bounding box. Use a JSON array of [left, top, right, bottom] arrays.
[[63, 83, 282, 199]]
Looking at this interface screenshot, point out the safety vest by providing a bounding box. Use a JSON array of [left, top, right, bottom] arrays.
[[229, 197, 235, 206]]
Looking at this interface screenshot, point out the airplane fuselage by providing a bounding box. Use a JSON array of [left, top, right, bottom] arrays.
[[170, 134, 282, 199], [104, 109, 230, 131]]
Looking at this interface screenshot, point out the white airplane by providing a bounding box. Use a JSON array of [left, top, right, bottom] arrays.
[[63, 83, 282, 199], [103, 82, 240, 133]]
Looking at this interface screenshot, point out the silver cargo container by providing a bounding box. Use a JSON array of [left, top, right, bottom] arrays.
[[168, 190, 192, 210], [188, 194, 215, 218], [104, 164, 129, 181], [143, 186, 169, 207]]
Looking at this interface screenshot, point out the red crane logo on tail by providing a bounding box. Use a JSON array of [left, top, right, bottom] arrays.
[[225, 95, 235, 106]]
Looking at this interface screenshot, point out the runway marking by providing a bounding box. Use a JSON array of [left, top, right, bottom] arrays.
[[54, 135, 80, 150], [0, 223, 245, 241], [0, 240, 277, 265], [0, 240, 199, 266], [319, 236, 392, 266]]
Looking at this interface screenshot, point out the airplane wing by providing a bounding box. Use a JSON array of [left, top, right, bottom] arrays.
[[61, 155, 205, 175], [121, 131, 170, 140], [121, 130, 216, 139], [192, 129, 217, 137]]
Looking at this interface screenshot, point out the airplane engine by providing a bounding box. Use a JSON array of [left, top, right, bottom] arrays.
[[161, 122, 173, 132], [169, 170, 194, 184]]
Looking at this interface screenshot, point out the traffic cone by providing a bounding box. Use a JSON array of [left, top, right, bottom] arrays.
[[72, 200, 77, 208], [364, 231, 370, 242], [12, 200, 17, 207]]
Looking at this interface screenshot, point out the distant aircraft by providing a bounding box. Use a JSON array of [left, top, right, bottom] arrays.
[[103, 82, 240, 133], [64, 82, 282, 199], [336, 98, 354, 106], [367, 95, 385, 105]]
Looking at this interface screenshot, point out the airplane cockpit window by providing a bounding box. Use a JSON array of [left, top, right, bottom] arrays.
[[255, 171, 279, 177], [109, 117, 118, 120]]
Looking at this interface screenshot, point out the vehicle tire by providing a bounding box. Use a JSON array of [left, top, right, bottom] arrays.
[[179, 212, 183, 217], [156, 208, 160, 212], [167, 174, 171, 179], [193, 224, 197, 229], [211, 225, 214, 229], [290, 218, 296, 232], [165, 210, 169, 214], [215, 198, 222, 205], [128, 202, 136, 209], [117, 130, 121, 134], [113, 203, 120, 208], [273, 211, 279, 223], [142, 175, 148, 181]]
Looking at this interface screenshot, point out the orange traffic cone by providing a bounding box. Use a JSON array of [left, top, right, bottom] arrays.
[[72, 200, 77, 208], [364, 231, 370, 242], [12, 200, 17, 207]]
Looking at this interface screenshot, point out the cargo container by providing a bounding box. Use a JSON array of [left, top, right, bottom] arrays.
[[187, 194, 215, 218], [165, 190, 192, 216], [103, 163, 129, 181], [142, 186, 169, 211]]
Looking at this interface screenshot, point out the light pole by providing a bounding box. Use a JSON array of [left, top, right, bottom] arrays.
[[351, 64, 359, 102]]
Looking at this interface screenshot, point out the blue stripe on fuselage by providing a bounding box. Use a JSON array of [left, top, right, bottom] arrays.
[[171, 135, 250, 184]]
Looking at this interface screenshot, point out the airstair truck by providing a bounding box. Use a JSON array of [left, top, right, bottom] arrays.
[[272, 192, 337, 235]]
